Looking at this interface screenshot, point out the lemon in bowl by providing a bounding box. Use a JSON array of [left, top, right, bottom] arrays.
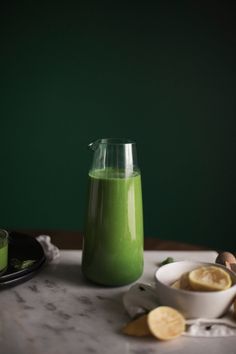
[[188, 265, 232, 291], [154, 261, 236, 319]]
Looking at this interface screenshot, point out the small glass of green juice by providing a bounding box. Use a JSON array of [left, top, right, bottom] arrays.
[[0, 229, 8, 276]]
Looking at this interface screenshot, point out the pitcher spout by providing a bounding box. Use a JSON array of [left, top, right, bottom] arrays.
[[88, 140, 101, 151]]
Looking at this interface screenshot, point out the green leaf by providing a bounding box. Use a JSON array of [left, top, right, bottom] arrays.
[[159, 257, 174, 267], [10, 258, 36, 270]]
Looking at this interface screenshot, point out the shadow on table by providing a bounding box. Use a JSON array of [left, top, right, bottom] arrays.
[[43, 262, 94, 288], [44, 262, 131, 291]]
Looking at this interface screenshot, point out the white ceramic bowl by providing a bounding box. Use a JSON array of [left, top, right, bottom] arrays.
[[154, 261, 236, 319]]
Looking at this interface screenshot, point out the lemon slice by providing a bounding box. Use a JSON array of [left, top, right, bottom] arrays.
[[171, 272, 192, 290], [233, 298, 236, 319], [189, 266, 232, 291], [147, 306, 185, 340], [171, 279, 181, 289], [122, 314, 151, 336], [179, 272, 192, 290]]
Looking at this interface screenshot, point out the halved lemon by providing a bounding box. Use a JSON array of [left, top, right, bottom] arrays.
[[233, 298, 236, 319], [147, 306, 185, 340], [122, 314, 151, 336], [189, 266, 232, 291], [172, 272, 192, 290], [171, 279, 181, 289], [179, 272, 192, 290]]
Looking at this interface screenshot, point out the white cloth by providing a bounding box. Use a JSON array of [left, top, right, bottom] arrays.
[[123, 283, 236, 337], [36, 235, 60, 263]]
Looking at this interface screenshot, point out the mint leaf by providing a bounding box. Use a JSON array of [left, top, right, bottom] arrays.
[[160, 257, 174, 267], [11, 258, 36, 270]]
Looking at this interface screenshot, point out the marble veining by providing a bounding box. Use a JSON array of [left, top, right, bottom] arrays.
[[0, 250, 235, 354]]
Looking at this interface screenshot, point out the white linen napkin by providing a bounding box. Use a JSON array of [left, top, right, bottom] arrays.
[[36, 235, 60, 263], [123, 283, 236, 337]]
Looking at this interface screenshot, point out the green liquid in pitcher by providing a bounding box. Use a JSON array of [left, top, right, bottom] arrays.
[[82, 168, 144, 286]]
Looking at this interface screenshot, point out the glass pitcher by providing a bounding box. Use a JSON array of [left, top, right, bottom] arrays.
[[82, 138, 144, 286]]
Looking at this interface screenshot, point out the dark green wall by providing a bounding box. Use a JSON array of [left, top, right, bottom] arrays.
[[0, 1, 235, 249]]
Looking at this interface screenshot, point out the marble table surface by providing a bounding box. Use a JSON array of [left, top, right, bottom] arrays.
[[1, 250, 236, 354]]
